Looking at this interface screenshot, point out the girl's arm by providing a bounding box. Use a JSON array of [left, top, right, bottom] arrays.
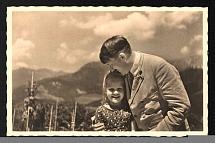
[[91, 106, 105, 131], [94, 106, 104, 123]]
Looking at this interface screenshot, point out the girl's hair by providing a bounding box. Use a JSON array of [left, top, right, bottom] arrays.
[[101, 70, 130, 111], [105, 69, 125, 86]]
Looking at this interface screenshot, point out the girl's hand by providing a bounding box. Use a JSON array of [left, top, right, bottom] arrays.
[[91, 123, 105, 131]]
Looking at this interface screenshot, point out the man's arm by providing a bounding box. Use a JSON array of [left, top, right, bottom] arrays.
[[153, 60, 191, 131]]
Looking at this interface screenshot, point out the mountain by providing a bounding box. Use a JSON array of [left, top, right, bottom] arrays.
[[171, 55, 203, 72], [12, 67, 69, 90], [12, 62, 109, 103]]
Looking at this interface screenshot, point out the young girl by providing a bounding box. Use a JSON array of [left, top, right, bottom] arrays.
[[92, 70, 136, 131]]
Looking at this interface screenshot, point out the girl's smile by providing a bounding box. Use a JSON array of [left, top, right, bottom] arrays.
[[106, 79, 124, 106]]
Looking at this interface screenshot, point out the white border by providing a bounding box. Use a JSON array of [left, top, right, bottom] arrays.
[[7, 6, 208, 136], [202, 7, 208, 134]]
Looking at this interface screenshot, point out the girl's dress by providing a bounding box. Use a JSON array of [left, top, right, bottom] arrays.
[[94, 104, 131, 131]]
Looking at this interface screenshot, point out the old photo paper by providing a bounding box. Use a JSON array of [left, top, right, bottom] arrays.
[[7, 6, 208, 136]]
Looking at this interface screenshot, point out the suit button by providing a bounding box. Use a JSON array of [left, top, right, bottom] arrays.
[[133, 115, 137, 118]]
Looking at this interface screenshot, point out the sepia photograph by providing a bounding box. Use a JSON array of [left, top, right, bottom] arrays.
[[7, 7, 208, 136]]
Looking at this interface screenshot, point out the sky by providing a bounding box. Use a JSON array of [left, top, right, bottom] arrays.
[[11, 7, 205, 73]]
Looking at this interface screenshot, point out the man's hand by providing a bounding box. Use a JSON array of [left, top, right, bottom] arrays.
[[91, 123, 105, 131]]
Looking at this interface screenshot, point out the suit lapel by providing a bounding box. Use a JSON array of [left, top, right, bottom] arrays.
[[129, 53, 145, 106]]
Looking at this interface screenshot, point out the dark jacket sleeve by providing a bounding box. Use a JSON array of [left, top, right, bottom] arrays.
[[153, 59, 191, 131]]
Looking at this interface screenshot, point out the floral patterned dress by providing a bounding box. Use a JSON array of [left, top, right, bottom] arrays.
[[94, 104, 131, 131]]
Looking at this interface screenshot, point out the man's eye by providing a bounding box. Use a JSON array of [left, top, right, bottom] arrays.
[[109, 65, 114, 71], [117, 88, 123, 91]]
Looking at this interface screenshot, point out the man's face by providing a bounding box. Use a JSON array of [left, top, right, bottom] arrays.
[[106, 79, 124, 106], [106, 57, 129, 75]]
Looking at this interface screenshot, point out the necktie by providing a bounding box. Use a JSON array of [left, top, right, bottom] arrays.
[[127, 72, 134, 90], [125, 72, 134, 99]]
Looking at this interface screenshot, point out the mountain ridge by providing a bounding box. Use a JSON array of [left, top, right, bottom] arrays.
[[12, 61, 109, 103], [170, 55, 203, 72], [12, 67, 69, 90]]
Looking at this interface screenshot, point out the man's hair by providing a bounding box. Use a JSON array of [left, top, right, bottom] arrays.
[[99, 35, 132, 64]]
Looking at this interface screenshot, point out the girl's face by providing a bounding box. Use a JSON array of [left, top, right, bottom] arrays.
[[106, 79, 124, 106]]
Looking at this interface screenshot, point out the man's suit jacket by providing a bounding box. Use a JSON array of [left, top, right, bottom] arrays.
[[125, 52, 191, 131]]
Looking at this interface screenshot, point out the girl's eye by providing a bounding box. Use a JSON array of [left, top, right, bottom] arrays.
[[108, 88, 123, 92], [117, 88, 123, 91], [108, 88, 115, 92]]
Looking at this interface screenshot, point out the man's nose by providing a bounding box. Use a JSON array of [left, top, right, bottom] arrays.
[[109, 65, 114, 72]]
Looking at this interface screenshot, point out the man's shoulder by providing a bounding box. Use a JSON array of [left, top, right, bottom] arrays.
[[141, 52, 167, 65]]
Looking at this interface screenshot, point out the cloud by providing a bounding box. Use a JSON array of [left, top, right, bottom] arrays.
[[57, 42, 88, 64], [59, 19, 69, 27], [13, 61, 40, 70], [56, 42, 100, 69], [162, 11, 201, 29], [94, 11, 201, 40], [189, 34, 203, 46], [12, 38, 35, 70], [190, 35, 203, 56], [93, 12, 160, 40], [59, 13, 112, 29], [86, 45, 101, 62], [13, 62, 28, 69], [180, 46, 189, 55], [75, 13, 112, 29], [21, 30, 30, 39], [181, 34, 203, 56], [57, 42, 68, 58], [58, 11, 201, 41], [57, 42, 73, 63], [80, 36, 94, 45], [58, 12, 157, 40], [13, 62, 40, 70], [13, 38, 35, 60], [87, 51, 99, 61], [196, 49, 203, 55]]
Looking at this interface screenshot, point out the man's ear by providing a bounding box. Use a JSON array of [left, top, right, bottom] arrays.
[[118, 52, 127, 61]]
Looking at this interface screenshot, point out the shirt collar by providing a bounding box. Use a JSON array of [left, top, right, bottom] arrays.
[[130, 51, 141, 76]]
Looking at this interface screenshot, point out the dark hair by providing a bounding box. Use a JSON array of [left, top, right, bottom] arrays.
[[99, 35, 132, 64], [105, 69, 125, 85]]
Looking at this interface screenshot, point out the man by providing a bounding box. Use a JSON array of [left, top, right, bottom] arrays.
[[94, 35, 191, 131]]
